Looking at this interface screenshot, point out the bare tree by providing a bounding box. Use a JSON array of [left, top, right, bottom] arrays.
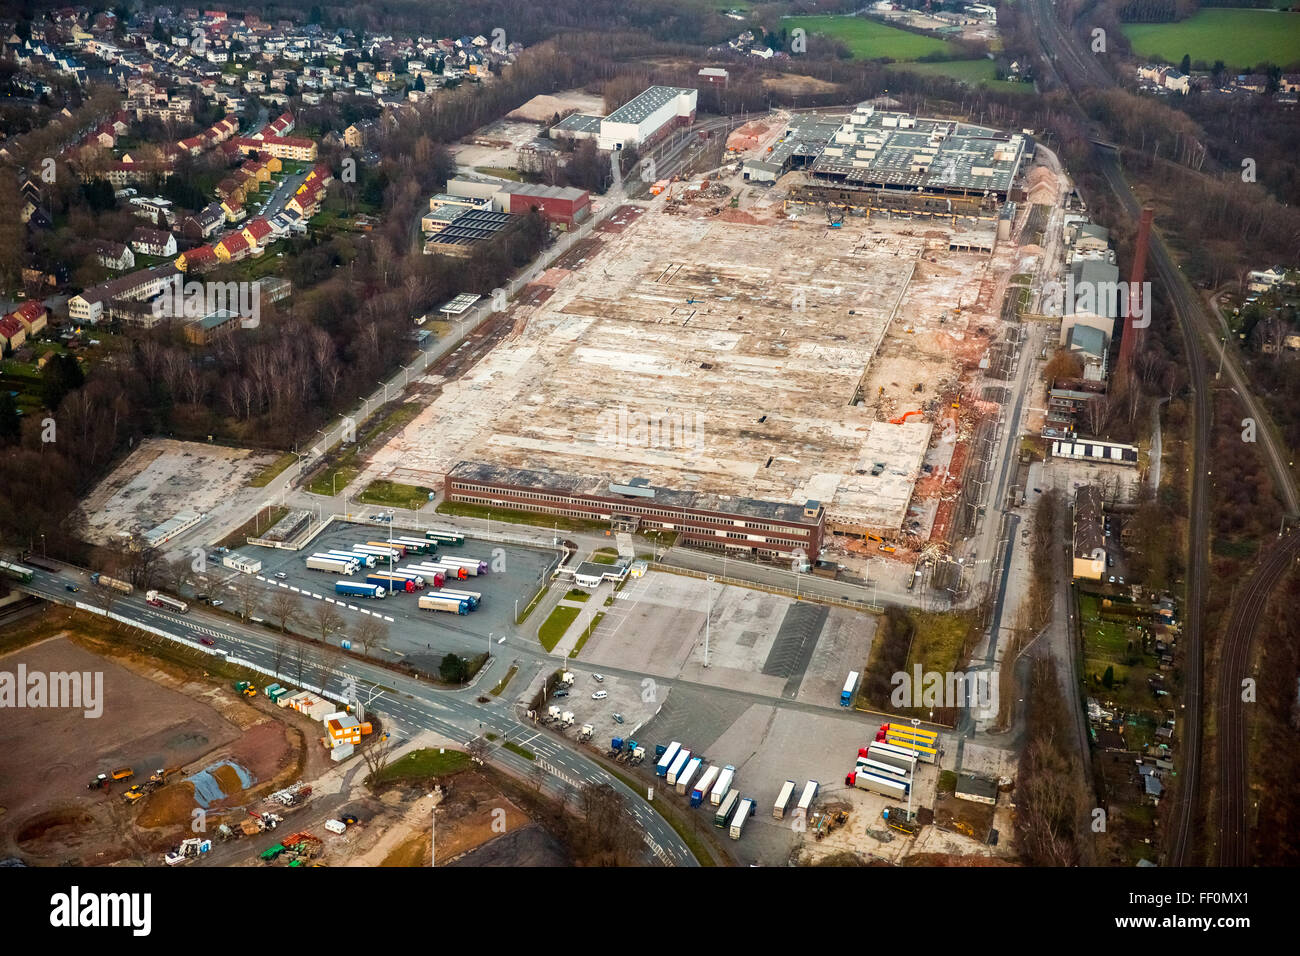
[[268, 589, 302, 633], [233, 574, 262, 622], [360, 730, 396, 782], [271, 633, 291, 675], [351, 616, 387, 658], [312, 601, 345, 645]]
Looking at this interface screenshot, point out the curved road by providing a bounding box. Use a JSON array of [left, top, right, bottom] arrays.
[[16, 563, 697, 866]]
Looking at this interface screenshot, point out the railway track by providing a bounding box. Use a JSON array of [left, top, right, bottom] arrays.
[[1214, 530, 1300, 865]]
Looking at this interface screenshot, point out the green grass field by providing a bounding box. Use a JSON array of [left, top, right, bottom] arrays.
[[894, 58, 1034, 93], [370, 748, 470, 785], [1122, 10, 1300, 70], [538, 604, 581, 651], [358, 479, 434, 510], [786, 14, 955, 60]]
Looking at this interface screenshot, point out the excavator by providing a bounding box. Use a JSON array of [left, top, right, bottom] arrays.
[[889, 409, 924, 425]]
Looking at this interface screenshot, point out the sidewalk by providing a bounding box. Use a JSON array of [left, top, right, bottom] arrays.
[[550, 580, 615, 658]]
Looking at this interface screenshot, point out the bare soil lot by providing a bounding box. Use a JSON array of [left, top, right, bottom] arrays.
[[76, 438, 274, 546]]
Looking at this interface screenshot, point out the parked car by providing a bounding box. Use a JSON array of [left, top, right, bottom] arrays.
[[1107, 576, 1116, 584], [592, 690, 608, 700], [210, 599, 224, 607], [200, 638, 216, 646], [553, 690, 568, 698], [274, 572, 287, 580], [497, 636, 506, 644], [612, 713, 625, 724], [592, 674, 605, 682]]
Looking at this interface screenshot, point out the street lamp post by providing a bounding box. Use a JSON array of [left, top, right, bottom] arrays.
[[704, 575, 715, 668], [907, 717, 921, 821]]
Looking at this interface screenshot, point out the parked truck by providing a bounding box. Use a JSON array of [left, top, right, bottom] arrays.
[[145, 589, 188, 613], [840, 670, 860, 706], [847, 770, 910, 800], [366, 541, 407, 556], [691, 765, 720, 807], [306, 555, 356, 575], [367, 572, 415, 593], [335, 581, 385, 599], [403, 564, 447, 587], [710, 765, 736, 806], [656, 742, 682, 778], [794, 780, 819, 821], [422, 560, 467, 580], [676, 756, 702, 795], [714, 789, 740, 828], [729, 798, 755, 840], [774, 779, 797, 819], [90, 572, 133, 594], [855, 754, 911, 780], [438, 556, 488, 576], [425, 530, 466, 547], [435, 587, 481, 609], [417, 593, 468, 615], [666, 749, 692, 787], [326, 550, 376, 568], [865, 742, 918, 776]]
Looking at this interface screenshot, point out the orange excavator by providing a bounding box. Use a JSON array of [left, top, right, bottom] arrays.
[[889, 410, 924, 425]]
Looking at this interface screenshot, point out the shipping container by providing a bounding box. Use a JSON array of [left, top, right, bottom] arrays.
[[90, 571, 133, 593]]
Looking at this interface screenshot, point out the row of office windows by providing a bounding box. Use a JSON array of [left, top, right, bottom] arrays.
[[449, 481, 813, 537]]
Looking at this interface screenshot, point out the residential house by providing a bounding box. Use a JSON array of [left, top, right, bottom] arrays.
[[129, 227, 177, 258], [0, 315, 27, 351], [8, 301, 49, 337], [93, 240, 136, 271]]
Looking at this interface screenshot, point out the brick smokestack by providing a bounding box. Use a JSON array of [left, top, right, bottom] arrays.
[[1117, 203, 1154, 383]]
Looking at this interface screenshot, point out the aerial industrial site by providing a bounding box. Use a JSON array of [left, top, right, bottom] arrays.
[[0, 1, 1293, 915]]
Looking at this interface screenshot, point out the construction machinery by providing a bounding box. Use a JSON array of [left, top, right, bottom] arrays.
[[164, 837, 211, 865], [882, 806, 918, 836], [122, 785, 145, 803], [233, 680, 256, 697], [149, 767, 181, 784], [889, 409, 924, 425], [87, 774, 110, 791]]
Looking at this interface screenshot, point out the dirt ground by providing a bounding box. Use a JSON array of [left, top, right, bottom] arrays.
[[330, 771, 562, 867], [762, 74, 842, 95], [75, 437, 273, 546], [507, 91, 605, 123], [0, 612, 322, 866]]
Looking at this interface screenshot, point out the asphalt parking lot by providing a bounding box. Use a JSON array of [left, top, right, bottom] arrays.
[[230, 522, 561, 658]]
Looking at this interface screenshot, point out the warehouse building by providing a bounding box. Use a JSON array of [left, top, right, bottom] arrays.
[[503, 183, 591, 227], [422, 209, 516, 257], [1071, 485, 1105, 580], [549, 86, 698, 153], [598, 86, 696, 151], [445, 461, 824, 560], [791, 105, 1026, 217]]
